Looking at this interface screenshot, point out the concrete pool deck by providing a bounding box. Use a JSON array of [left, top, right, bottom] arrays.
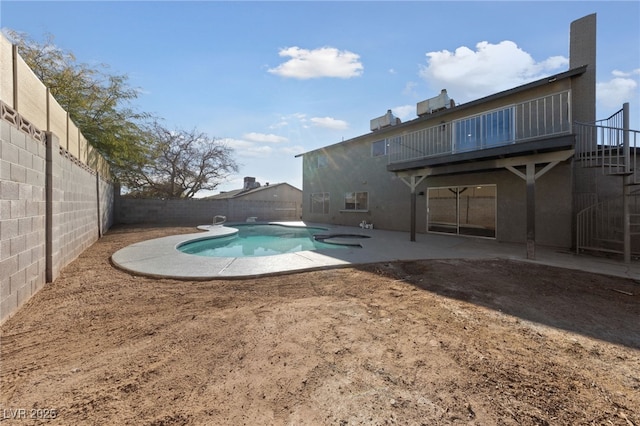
[[110, 222, 640, 281]]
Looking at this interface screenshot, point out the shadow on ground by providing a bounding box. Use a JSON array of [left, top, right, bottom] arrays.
[[360, 259, 640, 349]]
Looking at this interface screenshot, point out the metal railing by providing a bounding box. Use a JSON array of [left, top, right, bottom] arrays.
[[388, 91, 571, 164], [574, 103, 640, 261], [575, 108, 639, 184], [576, 195, 640, 256]]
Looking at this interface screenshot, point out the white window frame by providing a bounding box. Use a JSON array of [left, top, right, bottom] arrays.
[[316, 154, 328, 168], [427, 184, 497, 239], [310, 192, 330, 214], [342, 191, 369, 212], [371, 139, 388, 157]]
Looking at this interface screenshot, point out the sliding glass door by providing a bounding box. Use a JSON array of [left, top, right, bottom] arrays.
[[427, 185, 496, 238]]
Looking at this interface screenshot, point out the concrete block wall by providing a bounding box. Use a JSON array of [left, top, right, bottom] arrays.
[[115, 197, 301, 225], [0, 120, 114, 324], [98, 176, 114, 235], [49, 133, 103, 280], [1, 32, 116, 322], [1, 119, 47, 320]]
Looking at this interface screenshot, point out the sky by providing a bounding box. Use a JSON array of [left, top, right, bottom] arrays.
[[1, 1, 639, 196]]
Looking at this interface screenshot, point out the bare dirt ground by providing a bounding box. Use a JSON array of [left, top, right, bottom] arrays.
[[1, 225, 639, 426]]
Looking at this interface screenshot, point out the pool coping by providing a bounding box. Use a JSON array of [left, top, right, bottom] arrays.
[[111, 222, 375, 280], [110, 221, 640, 280]]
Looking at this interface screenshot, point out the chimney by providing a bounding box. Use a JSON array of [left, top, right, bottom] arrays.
[[244, 177, 255, 190], [243, 176, 260, 190]]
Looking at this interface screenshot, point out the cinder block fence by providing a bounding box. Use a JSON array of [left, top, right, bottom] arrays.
[[0, 32, 301, 323], [1, 32, 115, 323], [115, 195, 301, 225], [0, 108, 114, 323]]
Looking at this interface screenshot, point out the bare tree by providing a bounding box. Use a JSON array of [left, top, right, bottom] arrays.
[[5, 30, 151, 171], [121, 122, 239, 198]]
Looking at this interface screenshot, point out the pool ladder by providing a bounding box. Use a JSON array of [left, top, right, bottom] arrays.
[[213, 215, 227, 226]]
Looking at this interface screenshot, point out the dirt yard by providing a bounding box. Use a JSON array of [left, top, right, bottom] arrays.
[[1, 225, 639, 425]]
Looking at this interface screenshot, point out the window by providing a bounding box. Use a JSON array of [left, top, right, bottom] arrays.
[[316, 154, 328, 168], [483, 108, 513, 147], [427, 185, 496, 238], [455, 116, 482, 152], [371, 139, 388, 157], [310, 192, 329, 214], [344, 191, 368, 211], [454, 107, 513, 152]]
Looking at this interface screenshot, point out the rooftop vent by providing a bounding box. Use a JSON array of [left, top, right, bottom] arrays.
[[417, 89, 455, 116], [370, 109, 401, 131]]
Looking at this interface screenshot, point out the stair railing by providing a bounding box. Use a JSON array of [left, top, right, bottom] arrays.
[[574, 103, 639, 262]]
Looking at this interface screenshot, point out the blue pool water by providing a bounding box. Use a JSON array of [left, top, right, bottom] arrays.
[[178, 224, 351, 257]]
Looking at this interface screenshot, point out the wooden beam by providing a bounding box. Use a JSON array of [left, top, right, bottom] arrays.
[[396, 150, 574, 178], [526, 163, 536, 260]]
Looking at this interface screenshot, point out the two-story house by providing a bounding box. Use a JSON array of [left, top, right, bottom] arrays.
[[297, 14, 639, 260]]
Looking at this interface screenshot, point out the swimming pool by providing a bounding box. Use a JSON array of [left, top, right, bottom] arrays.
[[178, 224, 355, 257]]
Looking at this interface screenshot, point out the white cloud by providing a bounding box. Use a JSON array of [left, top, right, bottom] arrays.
[[419, 40, 569, 102], [270, 113, 308, 129], [391, 105, 415, 122], [280, 144, 306, 155], [268, 46, 364, 79], [243, 132, 288, 143], [310, 116, 349, 130], [403, 81, 418, 97], [222, 137, 274, 158], [597, 74, 639, 109], [612, 69, 640, 78]]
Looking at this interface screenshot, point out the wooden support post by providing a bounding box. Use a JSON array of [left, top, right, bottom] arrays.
[[410, 186, 416, 242], [399, 173, 428, 242], [526, 163, 536, 260]]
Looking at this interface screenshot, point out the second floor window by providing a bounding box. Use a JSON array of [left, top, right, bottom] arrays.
[[372, 139, 388, 156], [316, 154, 328, 168]]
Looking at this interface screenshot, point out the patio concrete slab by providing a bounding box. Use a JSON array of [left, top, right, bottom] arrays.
[[110, 222, 640, 281]]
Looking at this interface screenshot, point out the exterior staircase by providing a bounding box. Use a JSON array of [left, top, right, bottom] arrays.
[[574, 103, 640, 262]]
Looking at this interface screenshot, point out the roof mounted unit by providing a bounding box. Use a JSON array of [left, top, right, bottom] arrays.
[[243, 176, 261, 190], [417, 89, 455, 116], [370, 109, 401, 131]]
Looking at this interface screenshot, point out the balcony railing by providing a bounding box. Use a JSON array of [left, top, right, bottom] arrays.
[[388, 91, 571, 164], [575, 104, 639, 183]]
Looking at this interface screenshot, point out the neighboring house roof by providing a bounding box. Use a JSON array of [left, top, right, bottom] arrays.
[[295, 65, 588, 158], [204, 182, 301, 200]]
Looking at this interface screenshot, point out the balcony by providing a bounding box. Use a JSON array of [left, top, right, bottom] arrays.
[[387, 91, 572, 168]]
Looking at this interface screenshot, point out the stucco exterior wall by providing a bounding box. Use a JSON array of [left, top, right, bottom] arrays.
[[237, 184, 301, 203], [301, 136, 412, 230], [419, 164, 573, 247], [302, 129, 574, 248], [301, 76, 577, 247], [570, 14, 597, 126]]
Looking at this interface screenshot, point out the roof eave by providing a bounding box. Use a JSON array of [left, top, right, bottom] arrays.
[[295, 66, 588, 158]]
